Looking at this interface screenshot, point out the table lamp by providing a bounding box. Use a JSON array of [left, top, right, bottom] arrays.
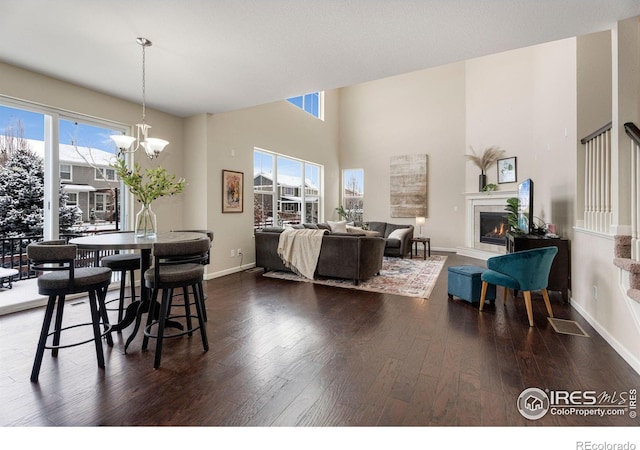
[[416, 216, 426, 238]]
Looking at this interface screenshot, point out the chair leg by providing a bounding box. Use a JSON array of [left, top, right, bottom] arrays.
[[523, 291, 534, 326], [198, 283, 208, 322], [183, 287, 193, 336], [51, 295, 66, 357], [503, 286, 509, 303], [87, 289, 106, 369], [31, 295, 58, 382], [117, 272, 126, 325], [142, 288, 160, 351], [129, 269, 136, 304], [479, 281, 488, 311], [154, 289, 172, 369], [193, 282, 209, 352], [97, 286, 113, 347], [542, 288, 554, 318]]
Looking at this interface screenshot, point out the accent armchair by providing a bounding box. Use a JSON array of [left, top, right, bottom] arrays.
[[479, 246, 558, 326]]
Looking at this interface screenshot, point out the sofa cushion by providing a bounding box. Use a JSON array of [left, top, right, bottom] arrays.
[[327, 220, 348, 233], [317, 223, 331, 230], [387, 227, 411, 240], [261, 227, 284, 233], [362, 221, 387, 235], [346, 225, 380, 237], [303, 223, 319, 229]]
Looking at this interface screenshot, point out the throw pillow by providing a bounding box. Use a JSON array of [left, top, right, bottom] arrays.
[[327, 220, 348, 233], [346, 225, 381, 237], [387, 228, 409, 240]]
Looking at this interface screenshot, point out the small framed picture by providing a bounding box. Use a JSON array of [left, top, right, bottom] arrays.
[[222, 169, 244, 213], [497, 157, 517, 184]]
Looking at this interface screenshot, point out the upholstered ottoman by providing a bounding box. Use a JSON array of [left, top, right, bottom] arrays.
[[447, 265, 496, 304]]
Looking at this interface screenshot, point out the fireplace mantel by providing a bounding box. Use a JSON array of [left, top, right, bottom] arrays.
[[458, 191, 516, 260]]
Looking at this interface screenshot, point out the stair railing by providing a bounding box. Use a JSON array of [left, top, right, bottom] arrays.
[[625, 122, 640, 260], [581, 122, 612, 233]]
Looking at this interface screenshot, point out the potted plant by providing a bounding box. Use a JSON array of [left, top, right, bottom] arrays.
[[111, 158, 186, 237], [465, 145, 505, 191], [505, 197, 523, 235]]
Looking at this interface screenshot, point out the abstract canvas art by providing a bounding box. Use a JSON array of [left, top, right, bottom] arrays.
[[390, 154, 428, 218]]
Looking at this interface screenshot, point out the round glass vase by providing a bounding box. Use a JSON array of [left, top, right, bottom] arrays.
[[135, 203, 157, 238]]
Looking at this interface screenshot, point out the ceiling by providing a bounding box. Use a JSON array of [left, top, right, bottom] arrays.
[[2, 1, 639, 118]]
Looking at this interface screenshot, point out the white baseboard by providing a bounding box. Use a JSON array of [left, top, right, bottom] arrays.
[[205, 262, 257, 280], [571, 300, 640, 376]]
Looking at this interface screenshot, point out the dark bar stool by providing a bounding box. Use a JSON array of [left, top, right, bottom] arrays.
[[142, 236, 210, 369], [169, 230, 213, 321], [101, 252, 140, 326], [27, 240, 113, 382]]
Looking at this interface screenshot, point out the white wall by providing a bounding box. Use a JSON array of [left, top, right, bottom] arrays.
[[339, 63, 467, 250], [465, 39, 577, 239], [0, 61, 187, 233], [571, 17, 640, 373], [191, 90, 341, 277]]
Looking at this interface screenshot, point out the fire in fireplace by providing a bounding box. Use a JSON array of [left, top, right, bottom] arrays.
[[479, 212, 508, 246]]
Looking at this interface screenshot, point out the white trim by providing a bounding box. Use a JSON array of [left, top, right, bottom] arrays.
[[571, 296, 640, 376]]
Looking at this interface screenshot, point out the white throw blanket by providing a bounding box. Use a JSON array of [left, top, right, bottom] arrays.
[[277, 228, 327, 279]]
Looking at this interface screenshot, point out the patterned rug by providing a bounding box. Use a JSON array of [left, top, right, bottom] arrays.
[[262, 255, 447, 299]]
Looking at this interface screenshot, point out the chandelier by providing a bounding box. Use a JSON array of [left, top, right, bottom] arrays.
[[110, 37, 169, 159]]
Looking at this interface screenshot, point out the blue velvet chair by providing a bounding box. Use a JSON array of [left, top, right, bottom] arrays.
[[479, 246, 558, 326]]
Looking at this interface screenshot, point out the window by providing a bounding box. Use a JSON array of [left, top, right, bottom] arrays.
[[1, 100, 128, 237], [287, 92, 324, 119], [60, 164, 72, 181], [342, 169, 364, 222], [66, 192, 78, 206], [94, 193, 108, 212], [96, 167, 116, 181], [253, 148, 323, 229]]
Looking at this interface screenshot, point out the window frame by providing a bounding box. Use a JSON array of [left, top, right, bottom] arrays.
[[286, 91, 324, 120], [342, 168, 364, 222], [0, 96, 130, 238], [253, 148, 323, 229], [60, 163, 72, 181]]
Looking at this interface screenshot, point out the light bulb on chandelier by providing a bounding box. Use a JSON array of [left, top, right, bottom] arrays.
[[110, 37, 169, 159]]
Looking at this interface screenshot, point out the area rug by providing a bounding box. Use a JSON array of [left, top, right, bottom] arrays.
[[263, 255, 447, 299]]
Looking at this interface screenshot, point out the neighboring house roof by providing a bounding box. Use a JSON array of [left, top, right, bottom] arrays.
[[254, 171, 318, 190], [25, 138, 115, 168]]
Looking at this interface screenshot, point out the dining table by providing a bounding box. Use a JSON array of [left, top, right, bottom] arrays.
[[69, 231, 206, 353]]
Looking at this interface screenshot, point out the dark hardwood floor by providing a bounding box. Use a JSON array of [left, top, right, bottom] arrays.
[[1, 252, 639, 427]]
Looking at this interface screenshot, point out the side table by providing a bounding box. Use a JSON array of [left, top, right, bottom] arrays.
[[411, 237, 431, 259]]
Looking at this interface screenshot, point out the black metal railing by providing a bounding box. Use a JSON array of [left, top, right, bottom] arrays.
[[1, 232, 119, 285]]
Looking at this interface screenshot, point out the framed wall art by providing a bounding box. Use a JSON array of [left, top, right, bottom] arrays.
[[222, 169, 244, 213], [390, 154, 428, 218], [497, 157, 517, 184]]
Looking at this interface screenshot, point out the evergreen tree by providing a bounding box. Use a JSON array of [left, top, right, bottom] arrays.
[[0, 136, 80, 237]]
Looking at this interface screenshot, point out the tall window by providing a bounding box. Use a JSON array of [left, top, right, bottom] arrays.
[[253, 148, 323, 229], [287, 92, 324, 120], [1, 100, 127, 237], [342, 169, 364, 222]]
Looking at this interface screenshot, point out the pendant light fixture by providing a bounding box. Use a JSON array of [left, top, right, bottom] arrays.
[[110, 37, 168, 159]]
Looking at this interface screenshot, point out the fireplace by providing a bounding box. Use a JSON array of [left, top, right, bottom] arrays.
[[479, 212, 508, 246]]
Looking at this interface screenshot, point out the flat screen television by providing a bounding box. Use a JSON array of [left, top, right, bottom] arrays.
[[517, 178, 533, 234]]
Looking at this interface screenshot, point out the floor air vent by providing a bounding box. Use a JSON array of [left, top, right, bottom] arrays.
[[548, 318, 590, 337]]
